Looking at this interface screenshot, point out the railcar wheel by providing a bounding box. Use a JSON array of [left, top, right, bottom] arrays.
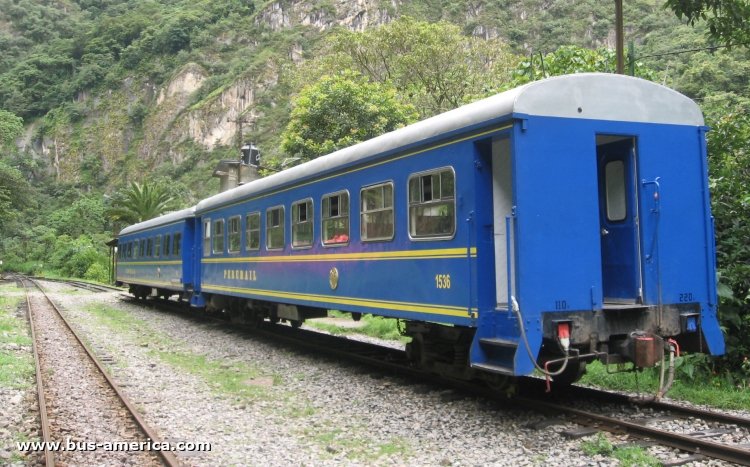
[[484, 374, 517, 396], [246, 311, 263, 328], [405, 333, 428, 368], [548, 360, 587, 387], [290, 319, 303, 329], [135, 287, 148, 301]]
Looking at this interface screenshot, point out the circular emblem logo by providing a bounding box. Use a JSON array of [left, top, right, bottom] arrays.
[[329, 267, 339, 290]]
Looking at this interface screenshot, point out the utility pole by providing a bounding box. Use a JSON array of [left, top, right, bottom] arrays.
[[227, 115, 253, 150], [227, 94, 252, 150], [615, 0, 625, 74]]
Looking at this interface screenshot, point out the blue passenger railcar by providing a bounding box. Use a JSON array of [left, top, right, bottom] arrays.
[[116, 207, 197, 300], [129, 73, 723, 385]]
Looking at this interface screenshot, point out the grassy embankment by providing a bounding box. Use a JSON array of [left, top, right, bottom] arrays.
[[0, 283, 36, 462], [0, 284, 33, 389]]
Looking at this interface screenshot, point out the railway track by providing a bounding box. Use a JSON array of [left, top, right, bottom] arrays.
[[513, 386, 750, 465], [30, 276, 124, 293], [120, 293, 750, 465], [20, 276, 180, 467]]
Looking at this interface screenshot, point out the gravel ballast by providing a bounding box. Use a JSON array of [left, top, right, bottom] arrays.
[[31, 282, 741, 466]]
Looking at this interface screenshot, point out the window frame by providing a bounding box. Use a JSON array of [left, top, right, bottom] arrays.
[[245, 212, 261, 252], [164, 234, 171, 257], [154, 234, 161, 258], [407, 166, 457, 241], [212, 219, 225, 255], [173, 232, 182, 257], [321, 190, 351, 247], [291, 198, 314, 249], [360, 181, 395, 243], [604, 160, 627, 222], [228, 215, 242, 254], [202, 219, 211, 257], [265, 205, 286, 251]]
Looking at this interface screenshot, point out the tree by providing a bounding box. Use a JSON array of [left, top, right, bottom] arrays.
[[0, 109, 23, 148], [48, 195, 107, 238], [280, 71, 418, 162], [299, 17, 519, 118], [704, 105, 750, 377], [107, 181, 179, 225], [507, 46, 658, 88], [0, 119, 32, 236], [0, 160, 29, 231], [665, 0, 750, 47]]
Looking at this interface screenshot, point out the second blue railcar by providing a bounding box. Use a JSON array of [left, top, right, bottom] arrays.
[[116, 207, 197, 300]]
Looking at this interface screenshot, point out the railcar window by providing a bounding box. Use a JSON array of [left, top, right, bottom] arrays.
[[146, 238, 153, 257], [213, 219, 225, 254], [605, 161, 627, 222], [322, 191, 350, 246], [408, 168, 456, 238], [292, 199, 313, 248], [266, 206, 285, 250], [361, 182, 394, 241], [228, 216, 241, 253], [139, 239, 145, 258], [245, 212, 260, 251], [164, 234, 171, 257], [202, 220, 211, 256], [134, 241, 139, 259], [154, 235, 161, 258], [173, 232, 181, 257]]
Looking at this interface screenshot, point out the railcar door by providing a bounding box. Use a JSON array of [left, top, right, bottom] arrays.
[[597, 136, 643, 303]]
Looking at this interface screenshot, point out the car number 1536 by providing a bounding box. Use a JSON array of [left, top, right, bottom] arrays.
[[435, 274, 451, 289]]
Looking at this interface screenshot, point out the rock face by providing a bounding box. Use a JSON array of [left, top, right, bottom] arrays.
[[17, 1, 401, 183], [141, 63, 209, 164], [133, 0, 398, 165], [255, 0, 394, 32]]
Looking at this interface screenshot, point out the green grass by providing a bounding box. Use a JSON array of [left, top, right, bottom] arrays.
[[580, 360, 750, 411], [0, 290, 35, 389], [581, 433, 661, 467], [0, 351, 35, 389], [302, 425, 412, 461], [84, 303, 167, 345], [85, 303, 284, 401], [285, 403, 316, 418], [307, 312, 411, 343], [152, 349, 280, 400]]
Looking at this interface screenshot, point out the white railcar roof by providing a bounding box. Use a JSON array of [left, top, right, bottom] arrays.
[[196, 73, 704, 214], [119, 207, 196, 236]]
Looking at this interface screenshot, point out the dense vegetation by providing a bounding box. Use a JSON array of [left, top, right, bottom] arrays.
[[0, 0, 748, 383]]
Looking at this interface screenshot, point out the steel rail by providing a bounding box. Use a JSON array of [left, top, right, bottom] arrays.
[[566, 384, 750, 429], [26, 277, 181, 467], [21, 277, 55, 467], [34, 276, 123, 293], [514, 396, 750, 465]]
